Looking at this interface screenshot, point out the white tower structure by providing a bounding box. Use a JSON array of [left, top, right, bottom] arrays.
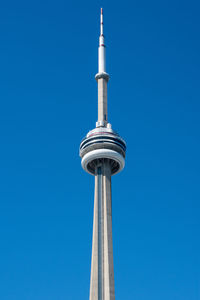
[[80, 9, 126, 300]]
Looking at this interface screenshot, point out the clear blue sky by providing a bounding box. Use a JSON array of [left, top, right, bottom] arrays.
[[0, 0, 199, 299]]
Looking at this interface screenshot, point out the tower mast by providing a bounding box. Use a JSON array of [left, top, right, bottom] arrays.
[[98, 8, 106, 73], [96, 8, 109, 127], [80, 9, 126, 300]]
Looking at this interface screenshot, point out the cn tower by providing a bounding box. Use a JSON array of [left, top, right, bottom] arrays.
[[79, 9, 126, 300]]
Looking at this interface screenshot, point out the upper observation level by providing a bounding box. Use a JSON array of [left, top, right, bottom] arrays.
[[79, 9, 126, 175]]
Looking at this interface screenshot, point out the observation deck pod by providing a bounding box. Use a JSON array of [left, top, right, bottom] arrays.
[[80, 126, 126, 175]]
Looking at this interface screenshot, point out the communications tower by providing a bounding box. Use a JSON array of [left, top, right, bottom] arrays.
[[79, 9, 126, 300]]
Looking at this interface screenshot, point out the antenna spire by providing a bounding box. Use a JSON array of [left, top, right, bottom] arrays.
[[98, 8, 106, 73], [95, 8, 110, 127], [100, 8, 103, 36]]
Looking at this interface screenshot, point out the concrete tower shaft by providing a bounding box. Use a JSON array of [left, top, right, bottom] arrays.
[[90, 161, 115, 300], [97, 78, 108, 125]]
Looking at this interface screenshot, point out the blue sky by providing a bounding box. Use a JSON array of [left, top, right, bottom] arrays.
[[0, 0, 199, 299]]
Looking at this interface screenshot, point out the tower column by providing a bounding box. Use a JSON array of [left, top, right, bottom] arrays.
[[89, 160, 115, 300], [98, 78, 108, 123]]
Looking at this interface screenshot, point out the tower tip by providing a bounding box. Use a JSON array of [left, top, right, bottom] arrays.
[[100, 8, 104, 36]]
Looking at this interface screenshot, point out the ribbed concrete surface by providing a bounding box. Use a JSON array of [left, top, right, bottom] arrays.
[[98, 78, 108, 123], [89, 160, 115, 300]]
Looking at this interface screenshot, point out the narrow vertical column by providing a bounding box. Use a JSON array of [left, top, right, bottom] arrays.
[[103, 161, 115, 300], [98, 78, 108, 123], [96, 8, 109, 126], [90, 167, 100, 300], [97, 166, 103, 300], [98, 8, 106, 74], [89, 161, 115, 300]]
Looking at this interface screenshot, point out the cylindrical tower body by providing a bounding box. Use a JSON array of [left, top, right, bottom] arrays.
[[98, 46, 106, 73], [89, 161, 115, 300], [79, 9, 126, 300], [98, 78, 108, 123]]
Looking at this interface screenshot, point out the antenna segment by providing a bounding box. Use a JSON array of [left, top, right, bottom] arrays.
[[96, 8, 110, 127]]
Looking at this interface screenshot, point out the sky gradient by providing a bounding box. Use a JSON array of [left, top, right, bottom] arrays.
[[0, 0, 199, 299]]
